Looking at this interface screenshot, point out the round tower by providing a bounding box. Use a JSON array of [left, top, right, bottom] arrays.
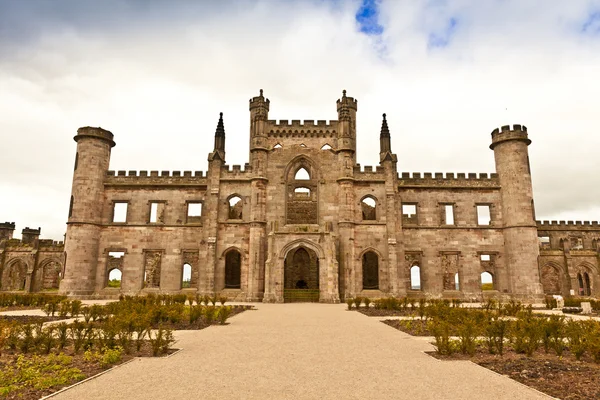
[[490, 124, 543, 299], [60, 127, 114, 296], [336, 90, 357, 156]]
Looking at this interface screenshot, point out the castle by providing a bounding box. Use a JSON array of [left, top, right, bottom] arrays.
[[1, 90, 598, 302]]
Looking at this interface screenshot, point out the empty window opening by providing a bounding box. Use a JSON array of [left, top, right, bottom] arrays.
[[225, 250, 241, 289], [481, 272, 494, 290], [143, 251, 162, 288], [108, 269, 122, 288], [187, 202, 202, 224], [455, 273, 460, 291], [584, 272, 591, 296], [295, 167, 310, 180], [273, 143, 282, 149], [361, 197, 377, 221], [480, 254, 491, 261], [571, 237, 584, 250], [112, 202, 128, 223], [320, 144, 332, 150], [538, 236, 550, 249], [149, 202, 166, 224], [476, 205, 491, 225], [108, 251, 125, 258], [402, 204, 418, 225], [74, 152, 78, 171], [410, 265, 421, 290], [228, 196, 243, 219], [182, 263, 192, 289], [300, 143, 307, 148], [294, 187, 311, 199], [443, 204, 455, 225], [362, 251, 379, 290]]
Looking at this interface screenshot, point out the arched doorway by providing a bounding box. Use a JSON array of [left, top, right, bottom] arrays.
[[224, 250, 241, 289], [1, 259, 27, 291], [284, 246, 319, 302]]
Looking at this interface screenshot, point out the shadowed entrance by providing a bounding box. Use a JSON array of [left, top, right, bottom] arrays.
[[284, 246, 319, 302]]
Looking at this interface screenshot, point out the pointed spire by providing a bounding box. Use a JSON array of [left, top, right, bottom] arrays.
[[380, 113, 390, 138], [215, 112, 225, 138]]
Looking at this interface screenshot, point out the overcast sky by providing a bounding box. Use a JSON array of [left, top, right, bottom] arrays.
[[1, 0, 599, 240]]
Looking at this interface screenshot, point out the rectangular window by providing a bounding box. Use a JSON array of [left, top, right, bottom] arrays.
[[186, 202, 203, 224], [442, 204, 455, 225], [476, 204, 491, 225], [402, 203, 418, 225], [480, 254, 490, 261], [538, 236, 550, 249], [148, 202, 165, 224], [112, 202, 128, 223]]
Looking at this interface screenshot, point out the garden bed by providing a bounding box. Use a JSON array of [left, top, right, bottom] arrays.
[[357, 308, 415, 317], [0, 315, 70, 324], [430, 350, 600, 400], [382, 318, 431, 336]]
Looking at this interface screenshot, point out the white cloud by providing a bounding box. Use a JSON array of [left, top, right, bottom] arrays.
[[1, 0, 600, 239]]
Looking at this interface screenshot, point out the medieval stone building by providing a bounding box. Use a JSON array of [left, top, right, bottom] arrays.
[[2, 89, 593, 302]]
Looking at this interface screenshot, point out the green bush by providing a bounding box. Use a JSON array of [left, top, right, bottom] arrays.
[[346, 298, 354, 310], [363, 297, 371, 308], [353, 297, 363, 309], [218, 306, 233, 325], [566, 320, 587, 360]]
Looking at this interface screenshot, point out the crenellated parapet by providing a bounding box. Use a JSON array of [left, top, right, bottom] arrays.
[[490, 124, 530, 150], [397, 172, 500, 189], [221, 164, 253, 180], [267, 120, 338, 138], [105, 170, 208, 187], [537, 220, 600, 230]]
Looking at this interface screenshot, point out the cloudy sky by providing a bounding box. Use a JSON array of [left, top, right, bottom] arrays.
[[1, 0, 599, 240]]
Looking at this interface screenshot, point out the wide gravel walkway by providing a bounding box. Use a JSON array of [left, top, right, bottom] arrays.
[[53, 303, 551, 400]]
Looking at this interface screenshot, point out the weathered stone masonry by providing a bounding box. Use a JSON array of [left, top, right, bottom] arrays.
[[45, 90, 598, 301]]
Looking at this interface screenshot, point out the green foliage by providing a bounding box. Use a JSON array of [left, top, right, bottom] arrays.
[[107, 278, 121, 288], [148, 326, 175, 356], [501, 300, 524, 317], [353, 297, 363, 309], [0, 354, 84, 396], [83, 346, 123, 367], [429, 319, 454, 355], [203, 306, 217, 325], [218, 306, 233, 325], [362, 297, 371, 308], [0, 293, 67, 308], [346, 298, 354, 310], [484, 315, 509, 355], [70, 300, 83, 317], [513, 311, 542, 356], [566, 320, 587, 360], [218, 296, 228, 306]]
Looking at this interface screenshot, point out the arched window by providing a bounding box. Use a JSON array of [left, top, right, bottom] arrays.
[[410, 265, 421, 290], [577, 273, 584, 295], [273, 143, 282, 149], [225, 250, 241, 289], [320, 144, 332, 150], [182, 263, 192, 288], [584, 272, 591, 296], [295, 168, 310, 180], [361, 197, 376, 221], [362, 251, 379, 290], [294, 187, 311, 197], [228, 196, 243, 219], [108, 269, 122, 288], [481, 272, 494, 290], [455, 273, 460, 291]]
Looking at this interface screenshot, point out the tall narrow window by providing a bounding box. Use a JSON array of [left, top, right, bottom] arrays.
[[578, 273, 584, 295], [362, 251, 379, 290], [584, 272, 591, 296], [361, 197, 377, 221], [442, 204, 455, 225], [455, 273, 460, 291], [182, 263, 192, 288], [187, 202, 202, 223], [112, 202, 128, 223], [74, 152, 78, 170], [476, 205, 491, 225], [410, 265, 421, 290], [225, 250, 241, 288], [148, 202, 165, 224], [68, 196, 74, 218], [108, 269, 122, 288], [228, 196, 243, 219]]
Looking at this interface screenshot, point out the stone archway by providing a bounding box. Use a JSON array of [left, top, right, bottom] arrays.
[[1, 259, 27, 291], [284, 246, 319, 302]]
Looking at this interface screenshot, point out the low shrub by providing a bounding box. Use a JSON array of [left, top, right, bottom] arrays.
[[346, 298, 354, 310]]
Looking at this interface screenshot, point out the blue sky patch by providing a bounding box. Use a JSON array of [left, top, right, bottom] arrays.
[[581, 11, 600, 34], [428, 17, 458, 49], [355, 0, 383, 35]]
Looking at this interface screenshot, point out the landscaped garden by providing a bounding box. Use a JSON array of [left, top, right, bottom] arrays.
[[0, 293, 251, 399], [348, 296, 600, 400]]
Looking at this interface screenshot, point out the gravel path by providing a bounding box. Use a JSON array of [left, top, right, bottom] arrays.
[[53, 303, 552, 400]]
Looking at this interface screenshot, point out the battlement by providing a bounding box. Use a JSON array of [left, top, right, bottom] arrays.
[[38, 239, 65, 248], [336, 90, 358, 111], [221, 164, 252, 179], [74, 126, 115, 147], [398, 172, 500, 189], [490, 124, 530, 149], [249, 89, 270, 110], [267, 120, 338, 137], [22, 227, 41, 235], [0, 222, 15, 230], [537, 220, 600, 229], [105, 170, 208, 187]]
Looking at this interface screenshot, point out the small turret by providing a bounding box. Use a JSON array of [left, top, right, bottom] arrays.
[[0, 222, 15, 241], [336, 90, 358, 154], [21, 227, 41, 245], [249, 89, 270, 126], [213, 112, 226, 157], [249, 89, 270, 165]]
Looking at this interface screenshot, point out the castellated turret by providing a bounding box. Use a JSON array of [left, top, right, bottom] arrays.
[[249, 89, 270, 154], [491, 124, 543, 299], [336, 90, 357, 155], [60, 127, 115, 296]]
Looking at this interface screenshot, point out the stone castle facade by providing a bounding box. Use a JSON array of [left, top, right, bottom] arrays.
[[2, 90, 597, 301]]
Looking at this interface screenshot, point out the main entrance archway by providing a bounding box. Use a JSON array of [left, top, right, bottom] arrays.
[[284, 246, 319, 302]]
